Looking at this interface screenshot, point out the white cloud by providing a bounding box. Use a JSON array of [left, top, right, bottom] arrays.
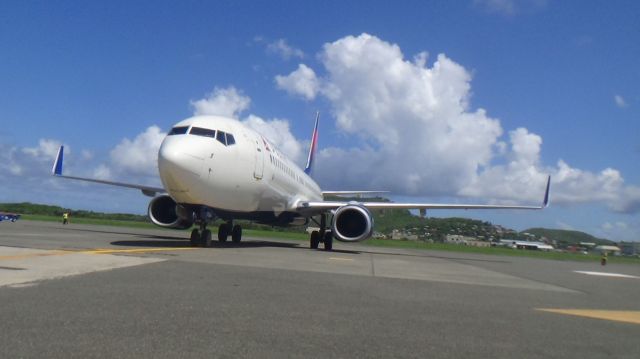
[[243, 115, 304, 163], [80, 150, 93, 160], [190, 86, 250, 118], [280, 34, 503, 195], [22, 139, 62, 162], [267, 39, 305, 60], [274, 33, 640, 214], [109, 126, 166, 178], [92, 164, 112, 180], [474, 0, 548, 16], [614, 94, 627, 108], [556, 221, 574, 231], [599, 220, 639, 242], [0, 139, 62, 179], [275, 64, 319, 100]]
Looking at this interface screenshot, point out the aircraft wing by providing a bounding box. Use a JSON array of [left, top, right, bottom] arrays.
[[300, 176, 551, 214], [51, 146, 165, 197], [322, 191, 389, 196]]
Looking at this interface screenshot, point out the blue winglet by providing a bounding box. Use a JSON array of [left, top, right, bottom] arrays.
[[52, 146, 64, 176], [304, 111, 320, 176], [543, 175, 551, 208]]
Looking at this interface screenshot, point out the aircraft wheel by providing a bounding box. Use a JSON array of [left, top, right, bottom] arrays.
[[323, 231, 333, 251], [202, 229, 212, 247], [231, 225, 242, 243], [218, 223, 229, 242], [190, 229, 201, 247], [310, 231, 320, 249]]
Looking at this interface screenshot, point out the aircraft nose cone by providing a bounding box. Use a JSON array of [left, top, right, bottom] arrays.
[[158, 141, 180, 170], [157, 138, 203, 195]]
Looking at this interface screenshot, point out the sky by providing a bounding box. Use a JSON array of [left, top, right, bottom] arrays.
[[1, 0, 639, 241]]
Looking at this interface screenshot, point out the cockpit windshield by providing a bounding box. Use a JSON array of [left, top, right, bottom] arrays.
[[170, 125, 235, 146], [190, 127, 216, 138], [167, 126, 189, 135]]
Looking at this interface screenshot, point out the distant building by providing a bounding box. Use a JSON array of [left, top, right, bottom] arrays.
[[619, 242, 640, 256], [467, 240, 491, 248], [390, 229, 417, 240], [498, 239, 554, 251], [594, 245, 621, 255], [445, 234, 475, 244]]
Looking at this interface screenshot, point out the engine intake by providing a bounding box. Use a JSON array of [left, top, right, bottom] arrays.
[[148, 195, 193, 229], [331, 204, 374, 242]]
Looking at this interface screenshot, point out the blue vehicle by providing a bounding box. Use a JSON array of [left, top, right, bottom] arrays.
[[0, 212, 21, 222]]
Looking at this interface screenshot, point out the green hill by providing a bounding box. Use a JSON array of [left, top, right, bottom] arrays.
[[522, 228, 614, 247], [0, 202, 148, 222]]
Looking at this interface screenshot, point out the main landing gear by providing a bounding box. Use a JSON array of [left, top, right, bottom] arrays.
[[310, 213, 333, 251], [217, 221, 243, 243], [190, 221, 243, 247]]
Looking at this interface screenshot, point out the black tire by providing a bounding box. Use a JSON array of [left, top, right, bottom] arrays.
[[232, 225, 242, 243], [202, 229, 212, 247], [190, 229, 200, 247], [218, 223, 229, 242], [323, 231, 333, 251], [310, 231, 320, 249]]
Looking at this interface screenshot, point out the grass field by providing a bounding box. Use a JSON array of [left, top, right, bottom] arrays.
[[18, 215, 639, 265]]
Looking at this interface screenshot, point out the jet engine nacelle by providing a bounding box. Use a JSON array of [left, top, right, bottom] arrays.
[[148, 195, 193, 229], [331, 203, 374, 242]]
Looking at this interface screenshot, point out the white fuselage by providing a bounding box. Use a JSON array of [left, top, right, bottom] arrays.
[[157, 116, 322, 219]]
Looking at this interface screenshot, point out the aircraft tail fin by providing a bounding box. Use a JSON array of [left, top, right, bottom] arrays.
[[304, 111, 320, 176]]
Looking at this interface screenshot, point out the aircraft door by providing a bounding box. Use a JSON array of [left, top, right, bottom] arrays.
[[253, 139, 264, 180]]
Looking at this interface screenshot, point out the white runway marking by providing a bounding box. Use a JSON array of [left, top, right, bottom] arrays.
[[0, 246, 166, 288], [573, 270, 640, 279]]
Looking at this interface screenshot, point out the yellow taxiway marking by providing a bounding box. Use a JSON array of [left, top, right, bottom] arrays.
[[0, 250, 72, 260], [85, 248, 196, 254], [329, 257, 354, 261], [536, 309, 640, 325], [0, 247, 196, 260]]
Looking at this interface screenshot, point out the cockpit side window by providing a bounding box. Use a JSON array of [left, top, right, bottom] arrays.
[[216, 130, 227, 145], [190, 127, 216, 138], [226, 133, 236, 145], [168, 126, 189, 135]]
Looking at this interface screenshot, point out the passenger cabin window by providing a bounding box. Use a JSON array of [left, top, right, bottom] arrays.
[[168, 126, 189, 135], [190, 127, 216, 138]]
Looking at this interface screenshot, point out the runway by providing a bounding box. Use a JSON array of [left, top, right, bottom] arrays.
[[1, 221, 639, 358]]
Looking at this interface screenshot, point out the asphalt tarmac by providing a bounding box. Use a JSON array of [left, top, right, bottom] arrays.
[[1, 220, 639, 358]]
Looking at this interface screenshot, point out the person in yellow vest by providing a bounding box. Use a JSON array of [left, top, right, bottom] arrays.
[[600, 251, 608, 266], [62, 212, 69, 225]]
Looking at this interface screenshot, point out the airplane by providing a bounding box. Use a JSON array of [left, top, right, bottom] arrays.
[[0, 212, 21, 222], [52, 113, 550, 250]]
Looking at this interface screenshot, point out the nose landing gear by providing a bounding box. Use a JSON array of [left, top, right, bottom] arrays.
[[189, 208, 218, 248], [189, 224, 213, 247]]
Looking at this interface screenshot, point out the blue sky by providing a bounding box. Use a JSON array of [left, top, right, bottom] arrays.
[[1, 1, 639, 241]]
